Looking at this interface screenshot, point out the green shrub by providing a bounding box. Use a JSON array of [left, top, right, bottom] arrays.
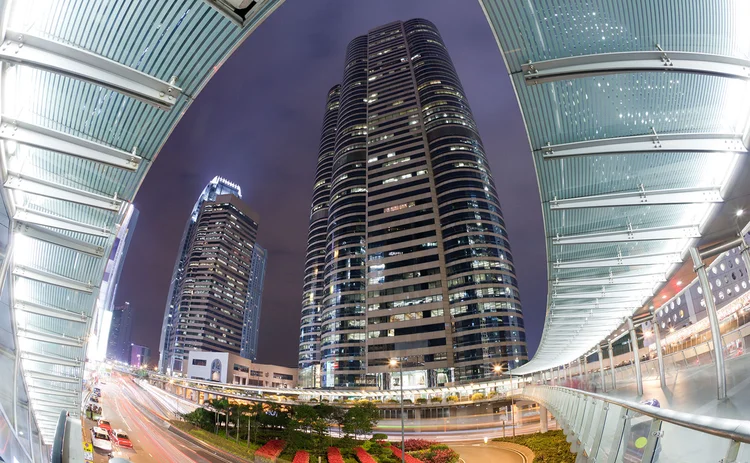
[[402, 399, 413, 404], [446, 395, 459, 402], [387, 399, 399, 404], [494, 430, 574, 463], [415, 398, 428, 404], [430, 397, 442, 403], [371, 433, 388, 441], [429, 444, 449, 450], [470, 392, 485, 401]]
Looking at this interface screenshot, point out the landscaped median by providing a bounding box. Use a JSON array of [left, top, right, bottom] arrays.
[[494, 429, 574, 462]]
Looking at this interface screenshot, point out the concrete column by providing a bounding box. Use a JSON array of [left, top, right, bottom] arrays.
[[539, 405, 548, 433], [583, 355, 589, 384], [608, 341, 616, 390], [597, 344, 606, 392], [628, 318, 644, 396], [690, 247, 727, 400], [578, 359, 583, 379], [550, 369, 555, 386], [651, 313, 667, 389]]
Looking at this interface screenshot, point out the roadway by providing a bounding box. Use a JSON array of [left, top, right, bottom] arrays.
[[86, 373, 235, 463], [451, 443, 529, 462]]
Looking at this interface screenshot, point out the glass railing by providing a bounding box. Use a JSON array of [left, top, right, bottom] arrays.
[[519, 385, 750, 462]]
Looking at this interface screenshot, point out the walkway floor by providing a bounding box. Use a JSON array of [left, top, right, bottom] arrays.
[[601, 352, 750, 420]]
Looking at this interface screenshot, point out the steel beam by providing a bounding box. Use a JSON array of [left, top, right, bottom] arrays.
[[540, 132, 746, 159], [13, 265, 94, 293], [553, 224, 700, 245], [5, 172, 122, 211], [553, 272, 665, 287], [0, 29, 181, 109], [627, 318, 644, 396], [690, 247, 727, 399], [15, 299, 87, 323], [25, 369, 79, 383], [14, 207, 111, 237], [551, 186, 723, 209], [15, 221, 105, 257], [522, 50, 750, 85], [17, 327, 84, 348], [554, 251, 682, 269], [27, 385, 78, 398], [651, 313, 667, 389], [554, 288, 653, 299], [22, 351, 81, 368], [553, 300, 640, 310], [0, 116, 141, 170]]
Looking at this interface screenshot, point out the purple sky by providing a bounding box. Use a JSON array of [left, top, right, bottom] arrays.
[[118, 1, 547, 368]]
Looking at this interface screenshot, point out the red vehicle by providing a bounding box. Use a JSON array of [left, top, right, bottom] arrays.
[[109, 429, 133, 448], [97, 419, 112, 432]]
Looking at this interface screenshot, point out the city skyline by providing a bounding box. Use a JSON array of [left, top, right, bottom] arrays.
[[116, 2, 546, 369], [299, 19, 528, 389]]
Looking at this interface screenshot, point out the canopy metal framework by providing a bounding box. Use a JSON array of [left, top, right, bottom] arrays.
[[479, 0, 750, 375], [0, 0, 284, 448]]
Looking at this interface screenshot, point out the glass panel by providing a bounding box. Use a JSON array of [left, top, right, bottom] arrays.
[[656, 421, 735, 462], [583, 400, 604, 455], [595, 404, 624, 461], [616, 413, 655, 462]]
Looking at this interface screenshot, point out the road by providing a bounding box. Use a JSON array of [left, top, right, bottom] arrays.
[[86, 374, 234, 463], [451, 443, 527, 462]]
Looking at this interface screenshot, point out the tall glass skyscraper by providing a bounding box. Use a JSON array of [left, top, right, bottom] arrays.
[[241, 244, 267, 361], [159, 177, 260, 374], [298, 19, 527, 389]]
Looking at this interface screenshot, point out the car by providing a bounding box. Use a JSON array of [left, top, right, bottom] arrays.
[[97, 419, 113, 432], [90, 395, 100, 403], [90, 426, 112, 452], [109, 429, 133, 448], [93, 387, 101, 396]]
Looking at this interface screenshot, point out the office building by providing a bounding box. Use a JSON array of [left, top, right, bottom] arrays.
[[187, 351, 297, 388], [130, 344, 151, 368], [241, 245, 267, 361], [298, 19, 527, 389], [160, 178, 261, 374], [107, 303, 134, 362]]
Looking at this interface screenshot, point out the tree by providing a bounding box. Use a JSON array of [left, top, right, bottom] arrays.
[[248, 402, 264, 445], [294, 404, 318, 434], [343, 402, 380, 439]]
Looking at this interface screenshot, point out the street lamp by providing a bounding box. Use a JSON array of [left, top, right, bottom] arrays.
[[389, 358, 405, 463], [494, 363, 515, 437]]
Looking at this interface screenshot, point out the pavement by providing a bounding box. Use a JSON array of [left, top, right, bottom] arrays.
[[451, 442, 532, 463], [601, 351, 750, 420], [85, 374, 238, 463]]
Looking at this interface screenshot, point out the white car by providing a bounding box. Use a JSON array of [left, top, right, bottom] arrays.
[[91, 426, 113, 452]]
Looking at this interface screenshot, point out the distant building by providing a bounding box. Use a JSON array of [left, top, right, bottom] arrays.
[[107, 302, 134, 362], [159, 177, 262, 374], [187, 351, 297, 388], [130, 344, 151, 368], [241, 245, 267, 361]]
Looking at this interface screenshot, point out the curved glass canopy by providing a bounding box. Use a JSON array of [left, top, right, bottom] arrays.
[[0, 0, 283, 445], [479, 0, 750, 374]]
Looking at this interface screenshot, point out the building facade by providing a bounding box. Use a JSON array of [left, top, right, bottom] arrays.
[[298, 19, 527, 389], [187, 351, 297, 388], [241, 244, 267, 361], [160, 179, 261, 374], [107, 303, 134, 362], [159, 177, 244, 372], [130, 344, 151, 368]]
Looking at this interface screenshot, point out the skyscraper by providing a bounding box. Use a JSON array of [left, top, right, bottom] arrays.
[[298, 19, 527, 389], [159, 178, 261, 374], [107, 302, 134, 362], [240, 244, 267, 361]]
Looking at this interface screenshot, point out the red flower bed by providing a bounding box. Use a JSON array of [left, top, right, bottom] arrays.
[[292, 450, 309, 463], [404, 439, 435, 451], [391, 446, 425, 463], [355, 447, 377, 463], [327, 447, 345, 463], [255, 439, 286, 461]]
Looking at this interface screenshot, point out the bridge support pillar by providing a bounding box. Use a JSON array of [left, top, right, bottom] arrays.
[[651, 311, 667, 389], [690, 247, 727, 400], [597, 344, 606, 392], [583, 355, 589, 386], [539, 405, 548, 433], [607, 341, 616, 390], [628, 318, 644, 396]]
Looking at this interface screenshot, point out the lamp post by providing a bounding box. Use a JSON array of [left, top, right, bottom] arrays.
[[389, 358, 405, 463], [494, 364, 515, 437]]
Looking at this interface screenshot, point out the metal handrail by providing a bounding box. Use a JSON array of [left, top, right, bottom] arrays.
[[50, 410, 67, 463], [519, 385, 750, 444]]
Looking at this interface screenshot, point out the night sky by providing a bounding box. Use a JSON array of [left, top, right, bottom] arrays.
[[117, 1, 547, 368]]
